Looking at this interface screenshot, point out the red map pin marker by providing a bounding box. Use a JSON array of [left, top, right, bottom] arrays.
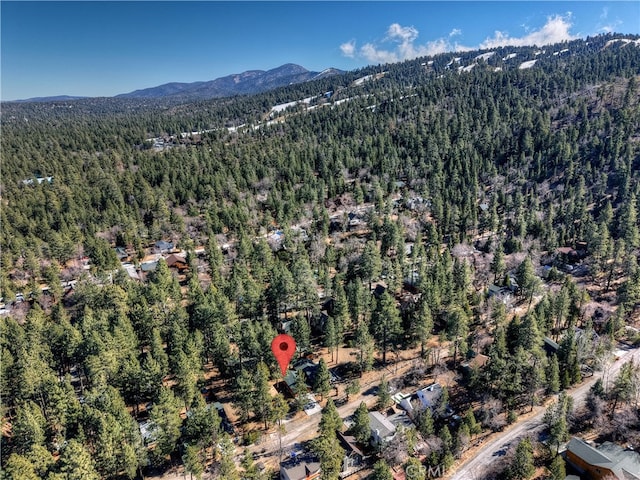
[[271, 334, 296, 376]]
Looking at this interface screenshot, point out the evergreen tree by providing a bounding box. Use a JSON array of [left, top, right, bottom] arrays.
[[491, 242, 506, 283], [446, 306, 469, 367], [371, 291, 403, 364], [351, 401, 371, 444], [371, 459, 393, 480], [412, 300, 433, 358], [354, 321, 375, 375], [314, 358, 332, 401], [11, 401, 46, 454], [509, 438, 535, 480], [516, 257, 541, 308], [319, 398, 342, 436], [293, 369, 309, 412], [253, 362, 273, 430], [464, 407, 482, 437], [183, 444, 205, 480], [3, 454, 40, 480], [547, 355, 561, 394], [345, 379, 360, 402], [216, 433, 240, 480], [548, 454, 566, 480], [377, 376, 392, 410], [149, 387, 182, 465], [234, 368, 255, 422], [57, 439, 100, 480]]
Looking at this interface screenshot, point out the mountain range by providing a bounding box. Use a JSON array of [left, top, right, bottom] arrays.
[[13, 64, 343, 103]]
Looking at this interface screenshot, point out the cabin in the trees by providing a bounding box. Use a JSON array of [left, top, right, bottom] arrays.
[[154, 240, 174, 253], [166, 253, 189, 273], [280, 458, 321, 480], [337, 431, 367, 477]]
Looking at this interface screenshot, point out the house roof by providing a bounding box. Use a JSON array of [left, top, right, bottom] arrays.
[[567, 438, 640, 479], [461, 353, 489, 370], [140, 261, 158, 272], [598, 442, 640, 479], [417, 383, 442, 407], [543, 336, 560, 353], [557, 247, 577, 255], [281, 460, 321, 480], [166, 253, 187, 267], [369, 411, 396, 439], [337, 431, 365, 458]]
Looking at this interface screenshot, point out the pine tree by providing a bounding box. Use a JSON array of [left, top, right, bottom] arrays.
[[3, 454, 40, 480], [11, 401, 46, 454], [548, 454, 566, 480], [377, 376, 392, 410], [354, 321, 375, 375], [314, 358, 332, 401], [149, 387, 183, 465], [413, 300, 433, 358], [183, 444, 205, 480], [464, 407, 482, 437], [217, 433, 240, 480], [319, 398, 342, 436], [352, 401, 371, 444], [371, 459, 393, 480], [371, 291, 403, 364], [345, 379, 360, 402], [547, 354, 560, 394], [254, 362, 273, 430], [58, 439, 100, 480], [446, 306, 469, 367], [293, 369, 309, 412], [234, 368, 255, 422], [509, 438, 535, 480]]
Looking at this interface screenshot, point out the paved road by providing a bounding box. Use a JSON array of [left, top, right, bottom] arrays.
[[448, 344, 640, 480]]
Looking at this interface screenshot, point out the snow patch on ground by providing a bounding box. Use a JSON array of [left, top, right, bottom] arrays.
[[503, 53, 517, 61], [606, 38, 640, 47], [475, 52, 495, 61], [519, 60, 537, 70], [353, 75, 374, 86], [271, 100, 298, 114], [459, 64, 476, 73]]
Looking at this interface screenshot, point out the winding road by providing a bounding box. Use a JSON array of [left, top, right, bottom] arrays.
[[447, 343, 640, 480]]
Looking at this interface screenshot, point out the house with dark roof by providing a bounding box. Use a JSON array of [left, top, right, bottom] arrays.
[[280, 458, 321, 480], [166, 253, 189, 272], [543, 336, 560, 356], [337, 431, 366, 478], [566, 437, 640, 480]]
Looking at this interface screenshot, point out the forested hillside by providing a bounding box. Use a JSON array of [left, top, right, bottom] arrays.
[[1, 33, 640, 480]]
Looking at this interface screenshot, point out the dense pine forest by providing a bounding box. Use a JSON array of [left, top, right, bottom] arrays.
[[1, 34, 640, 480]]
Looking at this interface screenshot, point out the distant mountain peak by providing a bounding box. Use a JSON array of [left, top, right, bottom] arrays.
[[116, 63, 342, 101]]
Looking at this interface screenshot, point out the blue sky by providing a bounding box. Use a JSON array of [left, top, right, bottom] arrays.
[[2, 1, 639, 100]]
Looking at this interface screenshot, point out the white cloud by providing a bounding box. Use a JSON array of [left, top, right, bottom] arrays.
[[360, 43, 398, 63], [340, 40, 356, 58], [386, 23, 419, 43], [596, 7, 622, 34], [480, 14, 577, 48], [341, 15, 578, 64]]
